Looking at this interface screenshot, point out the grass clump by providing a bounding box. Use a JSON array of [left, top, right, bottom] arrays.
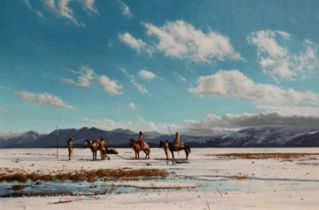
[[0, 168, 168, 183]]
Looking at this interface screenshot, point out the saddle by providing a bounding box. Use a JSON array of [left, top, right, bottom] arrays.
[[173, 141, 184, 149]]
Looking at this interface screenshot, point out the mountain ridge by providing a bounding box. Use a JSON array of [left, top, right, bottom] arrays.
[[0, 126, 319, 148]]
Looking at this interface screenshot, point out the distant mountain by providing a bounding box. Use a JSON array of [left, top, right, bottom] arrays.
[[0, 126, 319, 148], [188, 126, 319, 147], [0, 131, 44, 148]]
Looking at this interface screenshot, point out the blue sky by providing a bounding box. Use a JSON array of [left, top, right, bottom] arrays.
[[1, 0, 319, 134]]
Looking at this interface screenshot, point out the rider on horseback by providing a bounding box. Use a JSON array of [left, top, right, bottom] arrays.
[[173, 132, 181, 148], [138, 131, 145, 149]]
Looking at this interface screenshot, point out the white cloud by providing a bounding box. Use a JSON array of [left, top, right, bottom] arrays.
[[144, 20, 241, 63], [248, 30, 317, 80], [85, 111, 319, 136], [98, 75, 123, 95], [23, 0, 45, 19], [82, 0, 98, 13], [138, 70, 157, 80], [118, 0, 132, 18], [63, 66, 94, 87], [118, 32, 147, 52], [129, 102, 136, 110], [45, 0, 82, 25], [93, 118, 160, 132], [121, 68, 149, 95], [15, 91, 76, 110], [170, 112, 319, 136], [43, 0, 98, 26], [84, 110, 319, 136], [188, 70, 319, 116]]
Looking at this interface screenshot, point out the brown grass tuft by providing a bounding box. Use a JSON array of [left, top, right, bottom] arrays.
[[233, 175, 248, 180], [0, 168, 168, 183]]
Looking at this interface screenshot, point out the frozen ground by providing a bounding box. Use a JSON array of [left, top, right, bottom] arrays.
[[0, 148, 319, 210]]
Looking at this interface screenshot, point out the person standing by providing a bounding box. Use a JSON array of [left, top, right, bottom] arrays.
[[67, 137, 74, 160]]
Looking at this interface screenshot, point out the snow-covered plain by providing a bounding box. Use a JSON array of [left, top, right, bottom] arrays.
[[0, 148, 319, 210]]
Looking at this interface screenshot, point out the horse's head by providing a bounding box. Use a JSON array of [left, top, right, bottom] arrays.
[[84, 138, 91, 148], [129, 139, 135, 147], [159, 140, 164, 148]]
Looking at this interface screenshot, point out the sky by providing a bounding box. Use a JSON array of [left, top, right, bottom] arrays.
[[1, 0, 319, 135]]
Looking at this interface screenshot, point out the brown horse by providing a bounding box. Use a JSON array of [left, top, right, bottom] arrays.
[[97, 139, 110, 160], [129, 139, 150, 159], [84, 138, 109, 160]]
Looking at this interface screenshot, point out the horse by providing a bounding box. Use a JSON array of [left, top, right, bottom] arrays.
[[159, 139, 191, 162], [96, 139, 109, 160], [84, 138, 109, 160], [129, 139, 150, 159]]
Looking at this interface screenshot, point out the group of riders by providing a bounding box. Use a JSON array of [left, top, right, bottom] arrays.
[[66, 131, 185, 160], [136, 131, 182, 149]]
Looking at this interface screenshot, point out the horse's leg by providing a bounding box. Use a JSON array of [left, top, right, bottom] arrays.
[[68, 148, 71, 160], [145, 150, 149, 159], [171, 149, 175, 165], [164, 149, 168, 160], [185, 148, 188, 160]]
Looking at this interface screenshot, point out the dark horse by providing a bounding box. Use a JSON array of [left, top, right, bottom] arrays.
[[159, 139, 191, 162]]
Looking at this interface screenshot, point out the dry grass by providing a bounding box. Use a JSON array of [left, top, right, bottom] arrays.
[[233, 175, 249, 180], [212, 152, 319, 160], [0, 168, 168, 183]]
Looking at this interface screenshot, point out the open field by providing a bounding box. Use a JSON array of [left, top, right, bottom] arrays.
[[0, 148, 319, 210]]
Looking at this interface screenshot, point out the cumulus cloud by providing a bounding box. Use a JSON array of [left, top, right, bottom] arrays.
[[98, 75, 123, 95], [121, 68, 149, 94], [118, 0, 132, 18], [188, 70, 319, 116], [144, 20, 241, 63], [129, 102, 136, 110], [170, 112, 319, 136], [118, 32, 148, 53], [15, 91, 76, 110], [86, 111, 319, 136], [138, 70, 157, 80], [93, 118, 160, 132], [63, 66, 94, 87], [248, 30, 317, 80]]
